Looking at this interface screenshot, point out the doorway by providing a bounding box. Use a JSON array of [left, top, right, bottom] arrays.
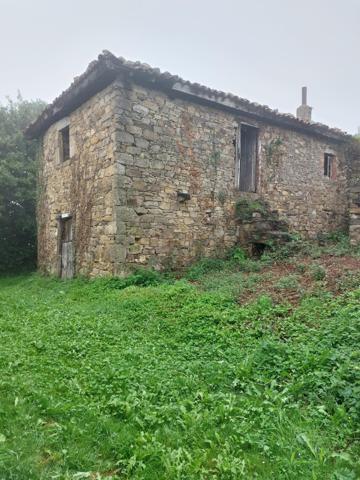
[[58, 215, 74, 279]]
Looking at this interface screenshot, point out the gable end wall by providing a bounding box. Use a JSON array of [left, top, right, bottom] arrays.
[[38, 84, 120, 276]]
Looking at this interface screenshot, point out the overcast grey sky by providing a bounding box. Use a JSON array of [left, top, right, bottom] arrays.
[[1, 0, 359, 133]]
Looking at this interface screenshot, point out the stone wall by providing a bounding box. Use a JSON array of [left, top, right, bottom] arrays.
[[349, 142, 360, 245], [113, 77, 238, 272], [260, 128, 348, 238], [38, 84, 119, 276], [39, 77, 350, 276], [113, 77, 349, 271]]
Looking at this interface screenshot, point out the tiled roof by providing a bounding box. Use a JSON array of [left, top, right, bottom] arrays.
[[25, 50, 350, 141]]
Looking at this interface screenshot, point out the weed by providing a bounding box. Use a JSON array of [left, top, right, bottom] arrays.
[[0, 237, 360, 479], [185, 257, 227, 281], [275, 274, 300, 290], [230, 247, 247, 261], [336, 271, 360, 292], [296, 263, 307, 274], [102, 267, 167, 289], [310, 264, 326, 281]]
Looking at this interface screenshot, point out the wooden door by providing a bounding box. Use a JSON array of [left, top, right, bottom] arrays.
[[239, 125, 258, 192], [60, 217, 74, 279]]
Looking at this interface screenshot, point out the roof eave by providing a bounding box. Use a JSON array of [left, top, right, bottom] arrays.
[[25, 51, 350, 144], [25, 54, 120, 139]]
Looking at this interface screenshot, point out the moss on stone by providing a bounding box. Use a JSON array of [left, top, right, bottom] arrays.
[[235, 198, 268, 221]]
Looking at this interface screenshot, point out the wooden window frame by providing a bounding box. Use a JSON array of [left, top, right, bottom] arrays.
[[59, 125, 70, 163], [324, 153, 335, 178]]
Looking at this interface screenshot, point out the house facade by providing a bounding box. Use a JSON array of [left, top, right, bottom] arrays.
[[26, 51, 355, 278]]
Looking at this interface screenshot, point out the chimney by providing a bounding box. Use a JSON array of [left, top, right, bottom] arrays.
[[296, 86, 312, 123]]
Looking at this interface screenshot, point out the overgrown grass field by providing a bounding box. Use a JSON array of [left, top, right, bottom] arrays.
[[1, 238, 360, 479]]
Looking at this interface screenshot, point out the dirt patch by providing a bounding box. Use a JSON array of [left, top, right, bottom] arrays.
[[238, 255, 360, 306]]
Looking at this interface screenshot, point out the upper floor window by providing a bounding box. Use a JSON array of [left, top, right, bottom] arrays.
[[59, 125, 70, 162], [324, 153, 334, 178], [235, 124, 258, 192]]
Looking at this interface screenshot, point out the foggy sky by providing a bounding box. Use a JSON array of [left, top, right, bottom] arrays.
[[1, 0, 359, 133]]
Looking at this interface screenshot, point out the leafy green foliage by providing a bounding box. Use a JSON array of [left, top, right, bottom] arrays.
[[185, 257, 228, 281], [266, 232, 360, 262], [0, 273, 359, 479], [0, 95, 46, 273], [230, 246, 247, 261], [102, 268, 168, 290], [185, 248, 263, 283]]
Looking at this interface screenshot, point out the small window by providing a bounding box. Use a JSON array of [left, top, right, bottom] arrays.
[[324, 153, 334, 178], [59, 125, 70, 162], [235, 124, 258, 191]]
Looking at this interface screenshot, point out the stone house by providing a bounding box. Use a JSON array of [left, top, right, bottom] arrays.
[[26, 51, 357, 278]]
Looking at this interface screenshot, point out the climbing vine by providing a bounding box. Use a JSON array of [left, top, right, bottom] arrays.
[[264, 137, 284, 167]]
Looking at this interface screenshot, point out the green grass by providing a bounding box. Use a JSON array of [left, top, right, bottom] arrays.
[[0, 272, 359, 479]]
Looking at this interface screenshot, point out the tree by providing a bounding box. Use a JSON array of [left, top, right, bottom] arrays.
[[0, 95, 46, 273]]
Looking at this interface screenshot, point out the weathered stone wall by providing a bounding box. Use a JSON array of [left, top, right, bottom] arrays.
[[113, 77, 349, 271], [260, 128, 348, 238], [38, 84, 119, 276], [39, 77, 349, 276], [349, 142, 360, 245], [113, 78, 238, 271]]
